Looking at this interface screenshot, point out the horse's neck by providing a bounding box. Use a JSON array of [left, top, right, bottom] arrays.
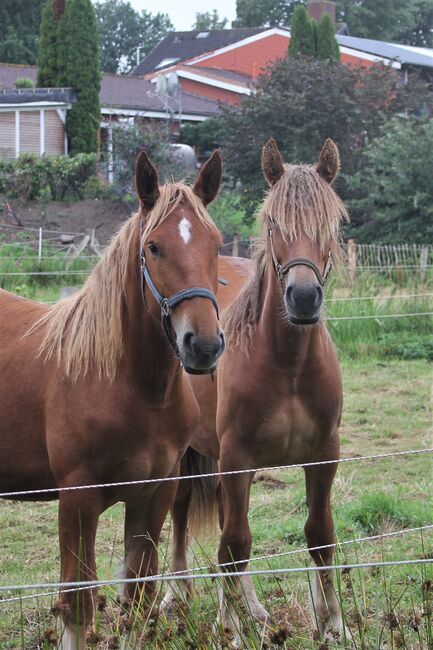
[[257, 260, 322, 366]]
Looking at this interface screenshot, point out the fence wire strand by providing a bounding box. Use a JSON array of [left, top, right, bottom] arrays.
[[0, 447, 431, 499]]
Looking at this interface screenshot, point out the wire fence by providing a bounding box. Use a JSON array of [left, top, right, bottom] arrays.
[[1, 447, 431, 499]]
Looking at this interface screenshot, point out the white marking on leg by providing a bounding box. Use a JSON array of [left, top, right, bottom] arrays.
[[178, 217, 192, 244], [58, 623, 86, 650]]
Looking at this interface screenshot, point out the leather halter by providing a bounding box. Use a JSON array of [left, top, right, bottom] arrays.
[[268, 219, 333, 287], [140, 252, 220, 374]]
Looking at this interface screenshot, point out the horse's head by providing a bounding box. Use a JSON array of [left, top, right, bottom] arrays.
[[136, 150, 225, 374], [261, 138, 347, 325]]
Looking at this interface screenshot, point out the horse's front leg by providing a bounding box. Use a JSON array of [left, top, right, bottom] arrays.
[[122, 475, 179, 613], [57, 487, 103, 650], [217, 450, 267, 646], [304, 445, 350, 643]]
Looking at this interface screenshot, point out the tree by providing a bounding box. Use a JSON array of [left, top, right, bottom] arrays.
[[192, 10, 228, 31], [0, 0, 45, 64], [181, 118, 224, 154], [57, 0, 101, 153], [317, 13, 339, 61], [110, 121, 180, 191], [37, 0, 65, 87], [335, 0, 433, 47], [346, 117, 433, 244], [289, 5, 315, 56], [94, 0, 173, 73], [217, 57, 429, 218], [234, 0, 300, 27]]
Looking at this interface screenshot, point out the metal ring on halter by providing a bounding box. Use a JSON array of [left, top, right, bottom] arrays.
[[140, 253, 220, 370], [268, 218, 333, 287]]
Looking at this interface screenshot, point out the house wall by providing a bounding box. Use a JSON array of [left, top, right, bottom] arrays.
[[45, 110, 66, 154], [19, 111, 40, 154], [0, 108, 66, 158], [0, 112, 16, 159]]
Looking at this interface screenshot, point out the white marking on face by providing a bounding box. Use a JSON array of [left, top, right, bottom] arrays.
[[179, 217, 192, 244]]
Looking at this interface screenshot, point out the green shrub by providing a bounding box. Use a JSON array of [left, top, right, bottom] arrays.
[[0, 153, 97, 200], [15, 77, 34, 89]]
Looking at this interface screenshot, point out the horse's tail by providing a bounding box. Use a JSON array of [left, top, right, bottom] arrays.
[[182, 447, 218, 538]]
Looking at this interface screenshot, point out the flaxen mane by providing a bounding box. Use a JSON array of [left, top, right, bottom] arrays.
[[31, 182, 215, 381], [223, 164, 348, 349]]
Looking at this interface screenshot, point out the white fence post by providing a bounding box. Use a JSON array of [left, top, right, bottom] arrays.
[[38, 227, 43, 262]]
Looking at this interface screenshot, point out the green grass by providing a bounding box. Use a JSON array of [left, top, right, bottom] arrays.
[[0, 358, 431, 648]]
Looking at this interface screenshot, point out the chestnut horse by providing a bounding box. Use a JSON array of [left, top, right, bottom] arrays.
[[164, 139, 350, 644], [0, 151, 225, 649]]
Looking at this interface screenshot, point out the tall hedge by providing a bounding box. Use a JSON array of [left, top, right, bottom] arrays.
[[57, 0, 101, 153], [317, 13, 340, 61], [37, 1, 59, 86], [289, 6, 316, 57]]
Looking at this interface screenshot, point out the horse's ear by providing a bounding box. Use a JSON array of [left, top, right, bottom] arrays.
[[193, 150, 222, 206], [316, 138, 340, 185], [262, 138, 284, 186], [136, 150, 160, 208]]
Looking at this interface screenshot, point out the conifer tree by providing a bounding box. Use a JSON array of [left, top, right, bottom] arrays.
[[38, 1, 66, 87], [57, 0, 101, 153], [317, 13, 340, 61], [289, 5, 315, 57], [37, 1, 59, 86]]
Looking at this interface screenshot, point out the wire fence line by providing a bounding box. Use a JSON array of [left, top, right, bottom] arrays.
[[1, 447, 432, 500], [1, 558, 432, 599], [2, 523, 432, 605]]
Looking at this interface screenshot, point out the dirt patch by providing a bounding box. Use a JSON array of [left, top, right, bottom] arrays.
[[1, 199, 135, 244]]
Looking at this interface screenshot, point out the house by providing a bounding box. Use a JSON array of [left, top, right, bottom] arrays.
[[132, 2, 433, 106], [0, 63, 220, 160]]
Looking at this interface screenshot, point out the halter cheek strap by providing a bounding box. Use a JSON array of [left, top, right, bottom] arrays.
[[140, 253, 220, 369]]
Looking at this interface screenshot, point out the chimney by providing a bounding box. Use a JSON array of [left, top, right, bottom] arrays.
[[307, 1, 336, 26]]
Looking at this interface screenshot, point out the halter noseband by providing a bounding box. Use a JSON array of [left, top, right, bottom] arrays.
[[140, 252, 220, 374], [268, 218, 333, 287]]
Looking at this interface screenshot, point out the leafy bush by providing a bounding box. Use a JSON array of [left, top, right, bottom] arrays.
[[0, 153, 97, 200], [15, 77, 34, 88], [110, 120, 181, 193]]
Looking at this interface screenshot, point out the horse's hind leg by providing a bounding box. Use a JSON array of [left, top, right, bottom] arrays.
[[304, 453, 349, 643], [57, 488, 103, 650], [160, 469, 193, 612]]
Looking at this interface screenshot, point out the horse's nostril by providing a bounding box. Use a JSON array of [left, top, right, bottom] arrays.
[[314, 285, 323, 307], [183, 331, 195, 354], [285, 285, 295, 307]]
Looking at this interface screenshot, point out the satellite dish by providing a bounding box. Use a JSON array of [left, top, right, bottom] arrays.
[[167, 72, 179, 98], [156, 75, 167, 96]]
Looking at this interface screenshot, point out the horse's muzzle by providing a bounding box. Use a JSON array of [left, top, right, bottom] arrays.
[[181, 331, 225, 374], [285, 282, 323, 325]]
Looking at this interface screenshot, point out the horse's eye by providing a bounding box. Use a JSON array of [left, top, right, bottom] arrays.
[[148, 242, 159, 257]]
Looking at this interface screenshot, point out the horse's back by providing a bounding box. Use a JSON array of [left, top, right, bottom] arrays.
[[0, 289, 55, 495], [218, 255, 253, 312]]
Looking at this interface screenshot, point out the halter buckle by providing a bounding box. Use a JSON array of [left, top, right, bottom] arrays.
[[160, 298, 170, 317]]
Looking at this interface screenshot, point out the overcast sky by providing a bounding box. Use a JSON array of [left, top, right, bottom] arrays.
[[128, 0, 237, 31]]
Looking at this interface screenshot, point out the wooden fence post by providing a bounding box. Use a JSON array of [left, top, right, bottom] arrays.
[[232, 233, 240, 257], [348, 238, 356, 284], [420, 245, 429, 283]]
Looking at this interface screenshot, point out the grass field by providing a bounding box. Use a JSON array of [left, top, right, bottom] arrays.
[[0, 357, 431, 649], [0, 251, 432, 648]]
